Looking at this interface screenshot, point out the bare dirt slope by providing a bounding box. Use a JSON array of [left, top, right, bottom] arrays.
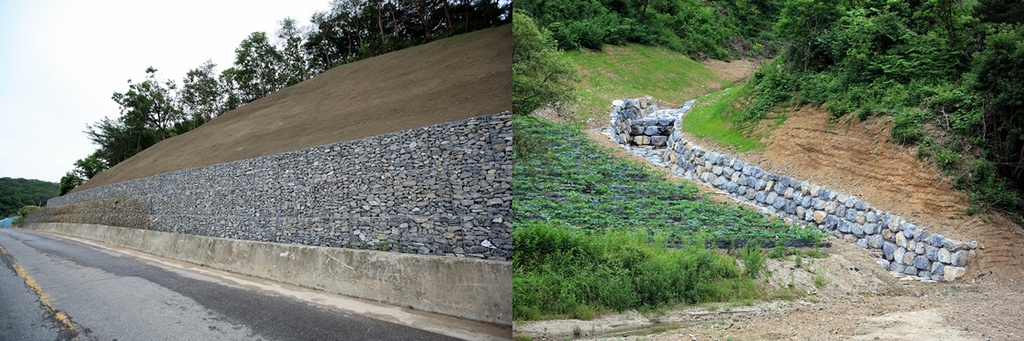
[[76, 25, 511, 192], [551, 60, 1024, 340]]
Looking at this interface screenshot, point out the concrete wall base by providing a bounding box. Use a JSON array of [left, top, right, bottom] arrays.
[[23, 222, 511, 326]]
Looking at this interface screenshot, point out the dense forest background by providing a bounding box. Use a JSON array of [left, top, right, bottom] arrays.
[[514, 0, 1024, 218], [0, 178, 58, 217], [61, 0, 511, 195]]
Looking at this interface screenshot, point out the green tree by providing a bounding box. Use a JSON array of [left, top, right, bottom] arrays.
[[277, 17, 311, 86], [180, 60, 225, 127], [512, 11, 580, 115], [73, 151, 108, 180], [774, 0, 844, 72], [233, 32, 286, 103], [111, 67, 182, 141], [59, 172, 84, 196]]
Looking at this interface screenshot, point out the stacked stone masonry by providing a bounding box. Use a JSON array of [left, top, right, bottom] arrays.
[[610, 99, 976, 282], [43, 113, 513, 260]]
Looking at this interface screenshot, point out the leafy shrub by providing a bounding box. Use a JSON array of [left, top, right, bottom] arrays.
[[935, 148, 959, 171], [891, 109, 930, 144]]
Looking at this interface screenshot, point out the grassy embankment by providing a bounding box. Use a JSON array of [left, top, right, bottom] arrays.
[[514, 45, 821, 321]]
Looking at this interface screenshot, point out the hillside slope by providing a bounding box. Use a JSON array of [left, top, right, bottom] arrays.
[[75, 25, 511, 192]]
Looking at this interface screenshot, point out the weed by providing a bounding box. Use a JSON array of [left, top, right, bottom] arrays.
[[380, 241, 391, 251], [805, 248, 827, 259], [794, 254, 803, 268], [573, 325, 582, 337], [768, 246, 787, 259], [813, 269, 829, 289], [514, 334, 533, 341], [741, 243, 765, 279]]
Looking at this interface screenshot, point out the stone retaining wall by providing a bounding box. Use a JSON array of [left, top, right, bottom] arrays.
[[39, 113, 513, 261], [609, 98, 689, 147], [610, 99, 976, 282]]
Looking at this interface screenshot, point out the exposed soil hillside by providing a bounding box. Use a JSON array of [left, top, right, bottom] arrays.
[[75, 25, 511, 192]]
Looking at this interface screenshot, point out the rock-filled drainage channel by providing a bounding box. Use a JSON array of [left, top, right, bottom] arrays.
[[607, 97, 977, 282]]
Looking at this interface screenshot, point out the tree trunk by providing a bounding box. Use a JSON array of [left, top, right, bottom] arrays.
[[375, 0, 389, 53], [443, 0, 453, 36], [389, 1, 401, 41], [418, 0, 432, 42]]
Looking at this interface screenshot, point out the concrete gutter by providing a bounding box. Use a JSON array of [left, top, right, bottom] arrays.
[[22, 223, 512, 328]]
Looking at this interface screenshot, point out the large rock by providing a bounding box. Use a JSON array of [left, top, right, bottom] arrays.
[[825, 215, 839, 229], [925, 245, 939, 261], [852, 223, 865, 237], [930, 262, 944, 277], [867, 235, 883, 249], [896, 231, 908, 248], [914, 255, 931, 270], [838, 220, 851, 233], [876, 258, 891, 269], [713, 176, 727, 188], [890, 263, 906, 274], [845, 209, 858, 222], [938, 248, 952, 264], [952, 250, 970, 267], [944, 266, 967, 281], [863, 223, 879, 235], [882, 242, 898, 261], [894, 247, 907, 265], [813, 211, 827, 223]]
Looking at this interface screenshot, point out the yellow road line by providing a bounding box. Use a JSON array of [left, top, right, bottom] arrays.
[[0, 245, 75, 333]]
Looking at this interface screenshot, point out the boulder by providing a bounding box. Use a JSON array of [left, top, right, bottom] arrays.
[[944, 266, 966, 281]]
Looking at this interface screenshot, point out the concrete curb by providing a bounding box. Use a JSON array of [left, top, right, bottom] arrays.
[[23, 223, 512, 327]]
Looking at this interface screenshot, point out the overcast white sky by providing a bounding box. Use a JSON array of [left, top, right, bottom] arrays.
[[0, 0, 330, 182]]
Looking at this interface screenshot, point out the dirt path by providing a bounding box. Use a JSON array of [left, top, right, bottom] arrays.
[[523, 59, 1024, 341]]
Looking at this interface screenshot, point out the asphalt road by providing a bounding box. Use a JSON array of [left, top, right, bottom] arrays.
[[0, 229, 460, 341]]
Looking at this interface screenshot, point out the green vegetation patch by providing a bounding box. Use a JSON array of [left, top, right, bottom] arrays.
[[512, 117, 826, 320], [682, 82, 782, 152], [566, 45, 725, 121]]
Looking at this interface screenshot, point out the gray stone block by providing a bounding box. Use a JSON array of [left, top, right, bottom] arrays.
[[894, 247, 907, 265], [863, 223, 879, 235], [852, 223, 865, 237], [773, 197, 786, 210], [952, 251, 970, 267], [890, 263, 905, 273], [867, 235, 883, 249], [838, 220, 851, 233], [914, 255, 930, 270], [845, 209, 858, 222], [773, 182, 787, 195], [825, 215, 839, 229]]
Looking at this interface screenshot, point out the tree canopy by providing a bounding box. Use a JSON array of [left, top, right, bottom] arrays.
[[0, 177, 58, 217]]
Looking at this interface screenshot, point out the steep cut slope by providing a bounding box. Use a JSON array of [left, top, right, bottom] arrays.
[[76, 25, 511, 192]]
